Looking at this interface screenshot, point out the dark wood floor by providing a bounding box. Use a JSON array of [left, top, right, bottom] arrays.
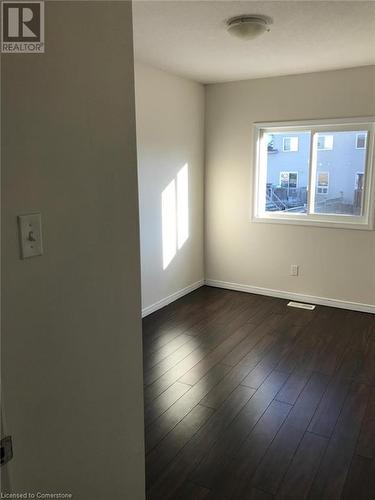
[[142, 286, 375, 500]]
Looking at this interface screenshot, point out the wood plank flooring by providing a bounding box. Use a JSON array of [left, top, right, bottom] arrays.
[[142, 286, 375, 500]]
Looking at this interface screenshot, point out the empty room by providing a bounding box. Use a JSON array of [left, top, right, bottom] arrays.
[[1, 1, 375, 500]]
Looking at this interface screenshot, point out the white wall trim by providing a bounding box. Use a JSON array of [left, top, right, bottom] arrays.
[[142, 280, 204, 317], [205, 279, 375, 314], [141, 277, 375, 317]]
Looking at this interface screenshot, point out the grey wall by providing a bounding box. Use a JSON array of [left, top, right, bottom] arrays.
[[135, 62, 205, 314], [205, 65, 375, 307], [1, 2, 145, 499]]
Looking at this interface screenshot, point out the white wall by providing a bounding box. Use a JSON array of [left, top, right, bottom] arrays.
[[205, 66, 375, 308], [135, 62, 205, 314], [1, 2, 145, 499]]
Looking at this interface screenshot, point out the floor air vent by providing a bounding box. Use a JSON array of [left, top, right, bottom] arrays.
[[287, 301, 316, 310]]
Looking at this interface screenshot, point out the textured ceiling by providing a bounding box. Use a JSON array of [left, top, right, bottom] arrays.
[[133, 0, 375, 83]]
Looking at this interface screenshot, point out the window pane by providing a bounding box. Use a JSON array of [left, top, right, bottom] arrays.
[[283, 138, 291, 151], [280, 171, 289, 188], [264, 131, 310, 213], [313, 130, 368, 216], [283, 136, 298, 152], [317, 172, 329, 187], [317, 135, 333, 150], [289, 172, 298, 188], [356, 133, 366, 149]]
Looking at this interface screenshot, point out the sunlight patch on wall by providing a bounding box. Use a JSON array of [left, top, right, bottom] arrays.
[[177, 163, 189, 249], [162, 164, 189, 270], [162, 179, 177, 270]]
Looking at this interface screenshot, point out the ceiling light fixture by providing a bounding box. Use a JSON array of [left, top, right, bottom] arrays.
[[226, 15, 272, 40]]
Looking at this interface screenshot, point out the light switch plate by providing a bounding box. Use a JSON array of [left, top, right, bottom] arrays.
[[18, 213, 43, 259], [290, 264, 299, 276]]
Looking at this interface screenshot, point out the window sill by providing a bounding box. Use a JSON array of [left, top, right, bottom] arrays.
[[252, 214, 373, 231]]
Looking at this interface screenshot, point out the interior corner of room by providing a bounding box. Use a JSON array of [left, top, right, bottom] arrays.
[[135, 63, 375, 317]]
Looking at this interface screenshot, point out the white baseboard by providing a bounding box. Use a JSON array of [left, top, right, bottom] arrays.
[[205, 279, 375, 314], [142, 280, 204, 318]]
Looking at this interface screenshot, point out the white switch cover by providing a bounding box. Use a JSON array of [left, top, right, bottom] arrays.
[[290, 264, 299, 276], [18, 213, 43, 259]]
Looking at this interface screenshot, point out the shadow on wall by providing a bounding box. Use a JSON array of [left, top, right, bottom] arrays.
[[162, 163, 189, 269]]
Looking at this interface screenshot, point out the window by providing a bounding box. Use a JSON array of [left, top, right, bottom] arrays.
[[317, 135, 333, 150], [356, 133, 367, 149], [253, 118, 374, 229], [355, 173, 364, 190], [283, 136, 299, 152], [280, 172, 298, 189], [317, 172, 329, 195]]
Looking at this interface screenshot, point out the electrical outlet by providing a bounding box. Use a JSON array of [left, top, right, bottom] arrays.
[[290, 264, 299, 276]]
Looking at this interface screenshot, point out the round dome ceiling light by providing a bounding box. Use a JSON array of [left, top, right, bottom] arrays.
[[226, 15, 272, 40]]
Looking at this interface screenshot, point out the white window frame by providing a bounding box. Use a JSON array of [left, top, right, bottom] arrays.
[[356, 132, 367, 150], [252, 117, 375, 230], [282, 136, 299, 152], [316, 171, 329, 195], [317, 134, 334, 151], [280, 171, 298, 189]]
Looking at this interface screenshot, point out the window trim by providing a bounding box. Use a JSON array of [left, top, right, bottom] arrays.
[[356, 132, 367, 150], [252, 117, 375, 230], [282, 136, 299, 152]]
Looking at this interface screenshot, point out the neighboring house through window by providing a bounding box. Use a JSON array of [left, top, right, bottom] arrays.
[[356, 133, 367, 149], [317, 172, 329, 194], [280, 171, 298, 189], [253, 118, 374, 229], [283, 136, 299, 152], [355, 172, 364, 190], [317, 134, 334, 150]]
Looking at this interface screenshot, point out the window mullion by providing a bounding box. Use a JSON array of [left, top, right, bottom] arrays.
[[307, 129, 317, 215]]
